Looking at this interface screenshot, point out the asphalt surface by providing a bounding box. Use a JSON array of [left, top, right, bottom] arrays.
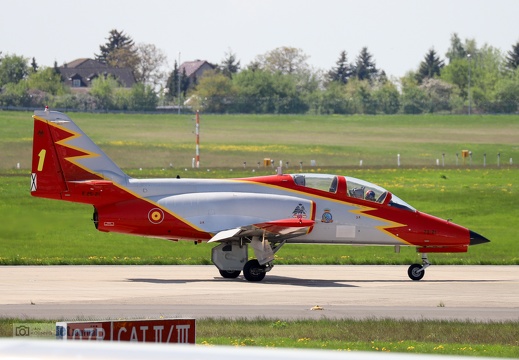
[[1, 265, 518, 321]]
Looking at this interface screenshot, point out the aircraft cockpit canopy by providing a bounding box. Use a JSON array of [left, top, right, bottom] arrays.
[[292, 174, 416, 212], [293, 174, 338, 192], [345, 176, 416, 212]]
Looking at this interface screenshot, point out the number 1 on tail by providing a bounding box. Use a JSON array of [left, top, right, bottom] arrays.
[[37, 149, 46, 171]]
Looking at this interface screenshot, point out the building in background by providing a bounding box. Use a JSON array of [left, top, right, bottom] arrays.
[[58, 59, 136, 91]]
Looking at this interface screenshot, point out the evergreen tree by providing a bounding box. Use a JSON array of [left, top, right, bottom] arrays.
[[166, 61, 180, 98], [30, 57, 38, 72], [220, 50, 241, 78], [415, 49, 444, 83], [181, 68, 190, 96], [506, 41, 519, 70], [328, 50, 352, 84], [352, 47, 378, 82], [95, 29, 136, 65], [165, 63, 190, 98]]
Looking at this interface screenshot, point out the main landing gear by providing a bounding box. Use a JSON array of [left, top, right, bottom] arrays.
[[407, 253, 431, 281], [211, 237, 283, 282], [217, 259, 272, 281]]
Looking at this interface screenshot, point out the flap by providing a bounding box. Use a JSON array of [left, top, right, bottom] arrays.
[[208, 228, 242, 243], [208, 218, 315, 243]]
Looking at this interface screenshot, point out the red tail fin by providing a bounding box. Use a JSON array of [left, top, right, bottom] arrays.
[[31, 110, 129, 201], [31, 116, 68, 200]]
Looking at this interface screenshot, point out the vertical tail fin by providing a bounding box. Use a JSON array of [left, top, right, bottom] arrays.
[[31, 110, 129, 200]]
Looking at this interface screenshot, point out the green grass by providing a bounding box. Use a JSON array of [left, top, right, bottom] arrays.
[[0, 167, 517, 265], [0, 110, 517, 264], [197, 318, 519, 357], [1, 318, 517, 357], [2, 111, 519, 170]]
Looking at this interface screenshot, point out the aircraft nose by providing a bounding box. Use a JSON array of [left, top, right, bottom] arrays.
[[469, 230, 490, 245]]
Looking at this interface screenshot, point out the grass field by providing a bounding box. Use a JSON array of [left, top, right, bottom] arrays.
[[2, 111, 519, 170], [0, 167, 517, 265], [0, 318, 518, 357], [0, 110, 517, 265]]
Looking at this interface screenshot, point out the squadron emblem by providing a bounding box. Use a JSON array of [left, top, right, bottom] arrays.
[[321, 209, 333, 223], [292, 203, 307, 219]]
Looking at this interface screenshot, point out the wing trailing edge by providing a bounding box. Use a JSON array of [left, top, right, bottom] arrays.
[[208, 218, 315, 243]]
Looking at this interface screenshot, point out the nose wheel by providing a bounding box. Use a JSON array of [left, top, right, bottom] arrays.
[[408, 253, 430, 281]]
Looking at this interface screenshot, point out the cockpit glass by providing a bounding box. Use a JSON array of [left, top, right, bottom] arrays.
[[345, 176, 416, 211], [293, 174, 338, 193], [388, 193, 416, 212], [293, 174, 416, 212]]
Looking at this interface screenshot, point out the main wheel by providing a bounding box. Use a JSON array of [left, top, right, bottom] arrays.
[[243, 259, 266, 282], [219, 269, 241, 279], [408, 263, 425, 281]]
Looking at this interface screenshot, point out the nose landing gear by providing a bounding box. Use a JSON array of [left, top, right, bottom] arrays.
[[408, 253, 431, 281]]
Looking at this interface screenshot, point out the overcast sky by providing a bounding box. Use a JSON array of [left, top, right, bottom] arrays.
[[2, 0, 517, 79]]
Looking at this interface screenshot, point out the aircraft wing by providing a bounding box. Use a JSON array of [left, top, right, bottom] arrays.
[[208, 218, 315, 243]]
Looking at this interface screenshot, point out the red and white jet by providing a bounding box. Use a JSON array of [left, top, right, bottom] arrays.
[[31, 111, 489, 281]]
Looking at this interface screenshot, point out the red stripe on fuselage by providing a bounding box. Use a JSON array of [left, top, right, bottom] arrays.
[[240, 174, 471, 249]]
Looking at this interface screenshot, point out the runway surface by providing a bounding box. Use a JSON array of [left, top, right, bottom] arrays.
[[1, 265, 518, 322]]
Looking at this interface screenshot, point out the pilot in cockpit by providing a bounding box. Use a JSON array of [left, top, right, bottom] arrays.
[[365, 190, 376, 201]]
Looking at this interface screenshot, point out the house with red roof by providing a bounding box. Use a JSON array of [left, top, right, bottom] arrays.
[[179, 60, 216, 88]]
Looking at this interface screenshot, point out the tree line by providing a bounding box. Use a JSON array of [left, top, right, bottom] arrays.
[[1, 30, 518, 114]]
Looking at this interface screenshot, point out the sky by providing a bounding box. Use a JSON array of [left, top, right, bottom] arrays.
[[1, 0, 518, 79]]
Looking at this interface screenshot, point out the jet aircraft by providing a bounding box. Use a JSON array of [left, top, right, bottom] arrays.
[[31, 110, 490, 281]]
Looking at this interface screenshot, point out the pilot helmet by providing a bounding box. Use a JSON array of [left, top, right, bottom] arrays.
[[365, 190, 375, 200]]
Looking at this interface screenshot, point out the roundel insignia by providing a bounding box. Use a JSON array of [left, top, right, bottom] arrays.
[[148, 208, 164, 224]]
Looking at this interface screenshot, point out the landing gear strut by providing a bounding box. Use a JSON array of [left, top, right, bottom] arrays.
[[212, 236, 284, 282], [408, 253, 430, 281]]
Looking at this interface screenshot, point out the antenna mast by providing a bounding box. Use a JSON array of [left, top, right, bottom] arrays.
[[195, 110, 200, 168]]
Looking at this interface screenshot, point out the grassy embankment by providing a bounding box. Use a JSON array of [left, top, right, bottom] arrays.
[[0, 318, 517, 357]]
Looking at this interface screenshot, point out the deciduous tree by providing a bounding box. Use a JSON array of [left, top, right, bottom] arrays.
[[90, 75, 120, 110], [0, 53, 28, 86], [445, 33, 466, 63], [27, 67, 66, 95], [135, 43, 168, 88], [254, 47, 310, 75], [192, 70, 235, 113]]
